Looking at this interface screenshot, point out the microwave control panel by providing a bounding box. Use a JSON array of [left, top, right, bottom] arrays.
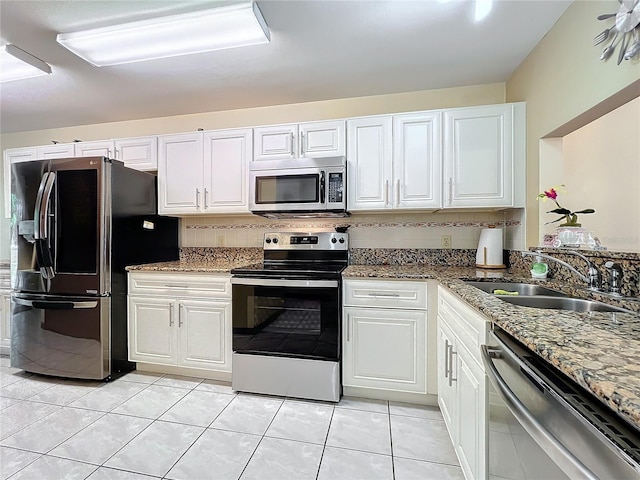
[[327, 172, 343, 203]]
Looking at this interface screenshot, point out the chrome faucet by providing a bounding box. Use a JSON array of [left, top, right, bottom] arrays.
[[605, 261, 623, 295], [521, 250, 602, 290]]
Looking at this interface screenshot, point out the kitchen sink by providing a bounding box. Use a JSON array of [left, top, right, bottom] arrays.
[[499, 295, 630, 313], [464, 281, 567, 297]]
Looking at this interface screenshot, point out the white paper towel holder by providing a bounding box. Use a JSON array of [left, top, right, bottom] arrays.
[[476, 226, 506, 269]]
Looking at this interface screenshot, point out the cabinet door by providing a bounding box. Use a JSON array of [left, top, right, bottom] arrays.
[[393, 112, 442, 209], [203, 129, 251, 213], [253, 124, 297, 161], [128, 296, 178, 366], [177, 299, 232, 371], [443, 104, 513, 208], [347, 116, 393, 211], [0, 294, 11, 354], [455, 344, 486, 480], [115, 136, 158, 171], [38, 144, 75, 159], [299, 120, 345, 157], [74, 140, 115, 158], [343, 307, 426, 393], [158, 133, 204, 214], [4, 148, 38, 218], [437, 317, 457, 433]]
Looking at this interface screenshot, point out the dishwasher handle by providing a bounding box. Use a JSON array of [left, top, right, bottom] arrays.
[[481, 344, 598, 480]]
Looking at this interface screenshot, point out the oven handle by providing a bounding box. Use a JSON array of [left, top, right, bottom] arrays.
[[231, 277, 338, 288], [481, 343, 598, 480]]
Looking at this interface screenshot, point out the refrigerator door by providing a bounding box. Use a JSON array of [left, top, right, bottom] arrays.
[[12, 157, 110, 296], [10, 292, 111, 379]]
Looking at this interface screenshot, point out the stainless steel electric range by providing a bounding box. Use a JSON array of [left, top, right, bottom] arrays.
[[230, 231, 348, 402]]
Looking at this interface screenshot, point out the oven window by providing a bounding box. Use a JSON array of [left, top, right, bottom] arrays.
[[232, 284, 339, 361], [255, 174, 319, 204]]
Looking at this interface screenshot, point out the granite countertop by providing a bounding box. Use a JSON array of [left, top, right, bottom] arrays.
[[126, 259, 253, 273], [345, 264, 640, 433]]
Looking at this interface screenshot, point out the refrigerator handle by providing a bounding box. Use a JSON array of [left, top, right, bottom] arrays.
[[33, 172, 56, 279]]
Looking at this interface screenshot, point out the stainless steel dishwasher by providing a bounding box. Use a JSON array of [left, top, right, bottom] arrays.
[[482, 326, 640, 480]]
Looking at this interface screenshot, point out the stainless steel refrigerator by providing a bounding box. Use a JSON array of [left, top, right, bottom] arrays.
[[9, 156, 178, 380]]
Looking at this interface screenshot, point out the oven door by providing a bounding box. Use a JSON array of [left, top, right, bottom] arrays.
[[231, 277, 340, 361], [249, 168, 326, 212]]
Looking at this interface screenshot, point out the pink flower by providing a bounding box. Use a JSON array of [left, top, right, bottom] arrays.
[[544, 188, 558, 200]]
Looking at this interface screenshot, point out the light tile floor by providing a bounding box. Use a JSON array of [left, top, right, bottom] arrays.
[[0, 357, 463, 480]]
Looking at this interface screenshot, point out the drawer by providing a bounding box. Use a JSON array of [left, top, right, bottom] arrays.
[[343, 279, 427, 309], [128, 272, 231, 298], [438, 286, 488, 365]]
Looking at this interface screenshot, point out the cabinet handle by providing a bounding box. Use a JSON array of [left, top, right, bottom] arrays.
[[346, 316, 350, 342], [114, 148, 120, 159], [204, 189, 208, 210], [448, 348, 457, 387], [368, 292, 400, 297], [179, 304, 184, 327], [384, 180, 389, 206], [195, 188, 200, 209], [165, 284, 188, 288], [396, 179, 400, 206], [448, 178, 453, 206], [444, 339, 450, 378], [170, 303, 175, 327], [300, 132, 305, 156], [291, 133, 295, 156]]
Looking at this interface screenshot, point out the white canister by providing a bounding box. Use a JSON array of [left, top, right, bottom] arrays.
[[476, 228, 506, 269]]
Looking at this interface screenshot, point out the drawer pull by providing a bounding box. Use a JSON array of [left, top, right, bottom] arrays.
[[368, 292, 400, 297], [165, 284, 188, 288]]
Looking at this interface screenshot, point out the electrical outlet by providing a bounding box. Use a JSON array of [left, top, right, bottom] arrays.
[[441, 235, 452, 249], [216, 235, 225, 247]]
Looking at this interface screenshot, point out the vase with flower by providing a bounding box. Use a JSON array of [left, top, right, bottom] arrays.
[[538, 185, 595, 247]]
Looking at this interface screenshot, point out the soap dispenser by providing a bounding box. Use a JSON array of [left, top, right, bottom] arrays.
[[530, 255, 549, 280]]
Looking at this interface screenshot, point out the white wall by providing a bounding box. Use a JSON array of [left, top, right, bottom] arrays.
[[506, 0, 640, 249], [560, 97, 640, 252]]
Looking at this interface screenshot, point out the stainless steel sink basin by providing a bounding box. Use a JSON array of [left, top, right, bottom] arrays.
[[499, 296, 629, 313], [465, 281, 567, 297]]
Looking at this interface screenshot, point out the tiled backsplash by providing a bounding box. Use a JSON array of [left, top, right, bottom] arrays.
[[181, 210, 525, 250]]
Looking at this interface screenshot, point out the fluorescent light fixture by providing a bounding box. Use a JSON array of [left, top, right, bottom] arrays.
[[56, 1, 270, 67], [1, 44, 52, 83], [474, 0, 494, 22]]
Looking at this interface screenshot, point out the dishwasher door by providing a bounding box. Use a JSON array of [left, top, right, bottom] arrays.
[[483, 327, 640, 480]]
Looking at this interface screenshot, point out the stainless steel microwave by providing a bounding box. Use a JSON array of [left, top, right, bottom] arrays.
[[249, 157, 348, 218]]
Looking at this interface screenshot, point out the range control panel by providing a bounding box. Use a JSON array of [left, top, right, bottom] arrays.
[[264, 232, 348, 250]]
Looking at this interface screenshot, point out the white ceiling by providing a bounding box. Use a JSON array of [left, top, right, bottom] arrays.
[[0, 0, 572, 135]]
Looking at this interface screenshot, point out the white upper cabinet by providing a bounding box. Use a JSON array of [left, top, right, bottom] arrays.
[[299, 121, 345, 158], [75, 137, 158, 171], [39, 143, 75, 159], [348, 112, 441, 212], [74, 140, 114, 158], [4, 148, 38, 218], [253, 120, 345, 161], [443, 103, 524, 208], [203, 128, 251, 213], [114, 136, 158, 171], [393, 111, 442, 209], [158, 128, 252, 215], [158, 132, 204, 215], [347, 115, 393, 211]]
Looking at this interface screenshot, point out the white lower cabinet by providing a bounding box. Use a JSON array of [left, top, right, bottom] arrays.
[[0, 293, 11, 355], [127, 272, 232, 377], [342, 279, 428, 399], [437, 285, 489, 480]]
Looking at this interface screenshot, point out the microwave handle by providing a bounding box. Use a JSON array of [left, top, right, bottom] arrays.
[[320, 171, 326, 204]]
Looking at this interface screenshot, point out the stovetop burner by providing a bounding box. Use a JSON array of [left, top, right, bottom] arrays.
[[231, 231, 348, 280]]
